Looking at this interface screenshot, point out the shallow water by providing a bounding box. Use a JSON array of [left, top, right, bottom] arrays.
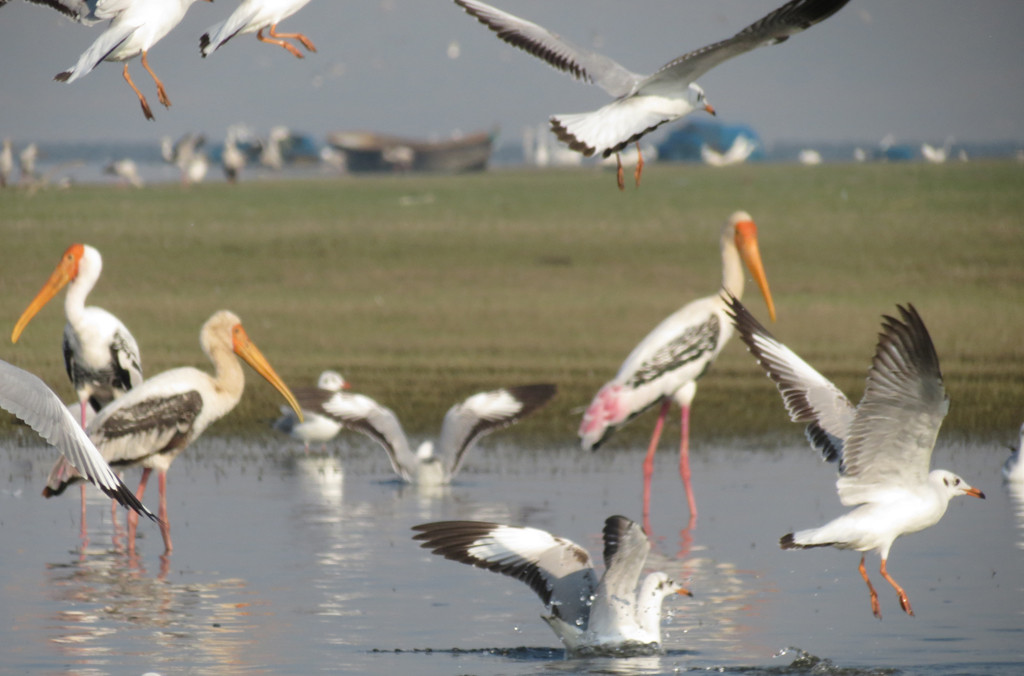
[[0, 436, 1021, 675]]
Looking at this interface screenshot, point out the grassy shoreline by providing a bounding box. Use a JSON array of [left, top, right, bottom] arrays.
[[2, 162, 1022, 445]]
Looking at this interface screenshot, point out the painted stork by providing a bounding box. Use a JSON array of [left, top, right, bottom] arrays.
[[413, 515, 691, 656], [25, 0, 213, 120], [42, 310, 303, 554], [579, 211, 776, 522], [727, 295, 985, 618], [272, 369, 349, 453], [311, 383, 556, 485], [453, 0, 848, 189], [12, 243, 143, 428], [0, 358, 155, 522], [200, 0, 316, 58]]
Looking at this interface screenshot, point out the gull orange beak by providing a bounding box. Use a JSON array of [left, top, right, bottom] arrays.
[[965, 486, 986, 499], [677, 587, 693, 597], [734, 218, 776, 322], [704, 103, 716, 116], [12, 243, 83, 343], [231, 323, 304, 422]]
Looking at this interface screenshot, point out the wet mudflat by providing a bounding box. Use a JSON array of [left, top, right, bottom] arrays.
[[1, 437, 1022, 675]]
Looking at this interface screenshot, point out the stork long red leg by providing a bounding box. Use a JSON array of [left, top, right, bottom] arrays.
[[678, 403, 697, 522], [642, 398, 671, 520]]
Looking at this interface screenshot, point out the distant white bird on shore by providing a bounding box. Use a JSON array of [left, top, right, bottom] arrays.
[[921, 136, 954, 164], [273, 370, 349, 453], [797, 148, 822, 165], [413, 515, 691, 656], [25, 0, 213, 120], [221, 127, 247, 183], [104, 158, 144, 187], [727, 295, 985, 618], [312, 383, 556, 485], [1003, 422, 1024, 482], [200, 0, 316, 58], [453, 0, 849, 188], [1, 137, 14, 187], [701, 135, 756, 167]]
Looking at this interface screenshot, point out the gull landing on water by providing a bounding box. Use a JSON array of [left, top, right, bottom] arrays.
[[453, 0, 849, 189], [413, 515, 691, 656], [26, 0, 213, 120], [310, 383, 556, 486], [726, 295, 985, 618]]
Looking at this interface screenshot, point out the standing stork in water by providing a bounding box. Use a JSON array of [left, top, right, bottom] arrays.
[[42, 310, 303, 555], [12, 243, 144, 535], [579, 212, 776, 523]]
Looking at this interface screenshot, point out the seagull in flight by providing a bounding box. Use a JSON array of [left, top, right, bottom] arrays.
[[25, 0, 212, 120], [453, 0, 849, 189], [413, 515, 691, 656], [726, 295, 985, 618]]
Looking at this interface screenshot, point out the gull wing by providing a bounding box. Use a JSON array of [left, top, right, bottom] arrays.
[[837, 305, 949, 505], [587, 515, 650, 631], [436, 383, 555, 480], [23, 0, 128, 25], [453, 0, 642, 98], [726, 293, 852, 464], [640, 0, 849, 96], [413, 520, 598, 625], [0, 359, 155, 519], [317, 391, 416, 481]]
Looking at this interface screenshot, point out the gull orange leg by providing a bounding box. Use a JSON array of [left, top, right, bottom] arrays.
[[642, 398, 671, 522], [269, 23, 316, 53], [880, 557, 913, 616], [258, 26, 305, 58], [140, 50, 170, 108], [859, 555, 882, 618], [615, 153, 625, 191], [634, 142, 644, 188], [122, 63, 154, 121], [678, 403, 697, 524]]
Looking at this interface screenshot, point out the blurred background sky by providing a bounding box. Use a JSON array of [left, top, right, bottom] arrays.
[[0, 0, 1022, 146]]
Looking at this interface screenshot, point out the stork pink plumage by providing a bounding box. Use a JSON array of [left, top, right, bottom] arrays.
[[579, 212, 776, 522]]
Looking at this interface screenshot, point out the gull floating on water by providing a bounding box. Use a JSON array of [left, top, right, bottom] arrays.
[[0, 359, 155, 522], [200, 0, 316, 58], [310, 383, 556, 485], [272, 369, 349, 453], [413, 515, 691, 656], [579, 212, 775, 522], [26, 0, 213, 120], [726, 295, 985, 618], [453, 0, 848, 188]]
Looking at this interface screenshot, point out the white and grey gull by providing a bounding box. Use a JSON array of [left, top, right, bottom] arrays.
[[726, 295, 985, 618], [413, 514, 691, 656], [453, 0, 849, 188], [309, 383, 556, 485]]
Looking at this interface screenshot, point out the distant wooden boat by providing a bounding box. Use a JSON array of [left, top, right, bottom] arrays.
[[325, 129, 496, 174]]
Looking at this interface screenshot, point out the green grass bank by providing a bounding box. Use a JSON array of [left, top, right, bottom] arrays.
[[1, 162, 1022, 447]]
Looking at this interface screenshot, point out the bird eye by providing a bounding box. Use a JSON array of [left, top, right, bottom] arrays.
[[954, 478, 961, 485]]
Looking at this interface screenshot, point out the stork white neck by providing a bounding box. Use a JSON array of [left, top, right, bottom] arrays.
[[64, 245, 103, 329]]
